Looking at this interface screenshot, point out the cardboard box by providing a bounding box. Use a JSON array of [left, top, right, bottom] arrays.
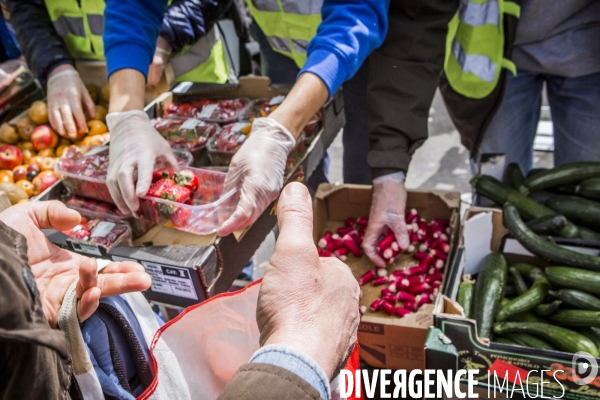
[[433, 207, 600, 400], [41, 76, 345, 307], [313, 183, 461, 370]]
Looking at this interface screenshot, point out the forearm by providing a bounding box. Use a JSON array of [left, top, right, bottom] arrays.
[[108, 69, 146, 112], [269, 73, 328, 139]]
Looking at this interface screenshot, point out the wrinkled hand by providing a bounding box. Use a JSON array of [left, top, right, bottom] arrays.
[[47, 64, 95, 139], [0, 201, 151, 327], [256, 182, 360, 380], [147, 36, 172, 89], [106, 110, 178, 215], [217, 118, 296, 236], [363, 172, 410, 268]]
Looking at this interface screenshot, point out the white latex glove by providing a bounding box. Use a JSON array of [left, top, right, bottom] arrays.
[[147, 36, 172, 89], [217, 117, 296, 236], [363, 171, 410, 268], [47, 64, 95, 139], [106, 110, 178, 215], [257, 182, 359, 380]]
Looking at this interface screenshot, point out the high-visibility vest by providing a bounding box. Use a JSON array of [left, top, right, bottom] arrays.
[[444, 0, 521, 99], [44, 0, 229, 83], [246, 0, 322, 69]]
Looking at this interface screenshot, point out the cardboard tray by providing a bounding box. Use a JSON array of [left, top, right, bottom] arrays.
[[433, 206, 600, 400], [313, 183, 461, 371], [40, 76, 345, 308]]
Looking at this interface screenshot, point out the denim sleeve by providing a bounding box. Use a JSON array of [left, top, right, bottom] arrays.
[[249, 344, 330, 400], [299, 0, 391, 99]]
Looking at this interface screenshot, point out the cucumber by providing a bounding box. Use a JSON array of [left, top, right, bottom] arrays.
[[470, 174, 578, 238], [549, 289, 600, 311], [457, 275, 475, 319], [494, 337, 518, 345], [577, 225, 600, 241], [496, 274, 550, 321], [507, 311, 546, 324], [473, 253, 507, 339], [577, 178, 600, 201], [503, 203, 600, 271], [546, 195, 600, 231], [521, 162, 600, 194], [526, 214, 568, 236], [493, 322, 599, 356], [546, 267, 600, 297], [527, 168, 548, 179], [549, 310, 600, 327], [510, 266, 529, 295], [507, 332, 557, 351], [512, 263, 537, 278], [580, 327, 600, 350], [505, 163, 525, 190], [533, 300, 562, 316]]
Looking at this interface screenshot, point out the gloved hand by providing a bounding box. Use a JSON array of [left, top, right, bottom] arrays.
[[362, 171, 410, 268], [47, 64, 95, 139], [257, 182, 360, 380], [106, 110, 178, 215], [217, 118, 296, 236], [147, 36, 172, 89]]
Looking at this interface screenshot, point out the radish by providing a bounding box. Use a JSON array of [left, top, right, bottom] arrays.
[[357, 270, 375, 286], [381, 287, 393, 297], [317, 249, 332, 257], [424, 273, 443, 284], [381, 301, 395, 315], [359, 305, 367, 315], [373, 276, 389, 286], [347, 230, 362, 246], [337, 226, 354, 236], [413, 251, 429, 260], [370, 299, 384, 312], [402, 301, 417, 311], [376, 234, 395, 251], [397, 291, 415, 302], [383, 292, 398, 304], [395, 307, 412, 318], [377, 268, 388, 277], [406, 208, 418, 223], [345, 217, 356, 227], [342, 234, 362, 257], [408, 282, 431, 295], [318, 231, 332, 248], [356, 216, 368, 226], [333, 247, 348, 260], [326, 238, 343, 251], [402, 264, 427, 277]]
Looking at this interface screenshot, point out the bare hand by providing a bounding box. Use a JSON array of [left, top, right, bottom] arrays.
[[0, 201, 151, 326]]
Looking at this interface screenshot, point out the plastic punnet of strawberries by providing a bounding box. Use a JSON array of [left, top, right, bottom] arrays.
[[62, 217, 130, 249], [163, 99, 249, 123], [152, 117, 219, 152]]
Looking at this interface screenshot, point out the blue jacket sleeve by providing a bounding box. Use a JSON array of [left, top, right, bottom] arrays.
[[299, 0, 390, 99], [159, 0, 232, 54], [103, 0, 168, 78]]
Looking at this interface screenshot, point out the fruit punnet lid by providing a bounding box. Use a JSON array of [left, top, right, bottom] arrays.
[[55, 145, 193, 183]]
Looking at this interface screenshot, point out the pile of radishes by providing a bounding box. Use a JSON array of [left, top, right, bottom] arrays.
[[316, 209, 451, 319]]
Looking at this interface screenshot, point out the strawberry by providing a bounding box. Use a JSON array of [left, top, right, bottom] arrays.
[[147, 178, 175, 198], [152, 167, 174, 182], [164, 103, 180, 116], [174, 169, 199, 191], [170, 207, 191, 227], [164, 185, 192, 203]]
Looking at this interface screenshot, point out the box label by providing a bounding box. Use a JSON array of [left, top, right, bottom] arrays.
[[358, 322, 385, 335], [142, 261, 198, 300], [70, 241, 102, 257], [91, 221, 116, 238], [180, 118, 200, 130], [198, 104, 218, 119]]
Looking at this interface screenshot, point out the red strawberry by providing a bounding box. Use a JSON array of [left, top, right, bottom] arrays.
[[164, 185, 191, 203], [152, 167, 174, 182], [170, 207, 191, 227], [164, 103, 180, 116], [178, 103, 197, 117], [174, 169, 199, 191], [147, 178, 175, 198]]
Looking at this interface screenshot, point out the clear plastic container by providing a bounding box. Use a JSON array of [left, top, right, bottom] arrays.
[[64, 195, 154, 239], [55, 146, 193, 204], [152, 117, 220, 152], [62, 217, 132, 255], [138, 167, 238, 235], [163, 98, 251, 124], [206, 122, 251, 166]]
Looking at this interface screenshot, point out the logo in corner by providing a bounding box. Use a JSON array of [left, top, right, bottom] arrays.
[[572, 351, 598, 385]]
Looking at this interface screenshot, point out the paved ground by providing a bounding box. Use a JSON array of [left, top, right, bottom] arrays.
[[248, 91, 554, 281]]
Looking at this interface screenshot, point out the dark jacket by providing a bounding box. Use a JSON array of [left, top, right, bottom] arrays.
[[367, 0, 520, 178], [0, 219, 322, 400], [3, 0, 232, 83]]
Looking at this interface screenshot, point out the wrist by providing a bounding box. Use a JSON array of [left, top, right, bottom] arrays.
[[156, 35, 172, 55], [47, 62, 76, 80], [373, 170, 406, 184], [108, 69, 146, 112]]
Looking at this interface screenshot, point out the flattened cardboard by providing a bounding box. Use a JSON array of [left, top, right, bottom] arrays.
[[313, 184, 461, 370]]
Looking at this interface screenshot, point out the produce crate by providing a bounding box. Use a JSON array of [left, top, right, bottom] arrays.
[[40, 76, 345, 307], [313, 183, 461, 370], [433, 206, 600, 400]]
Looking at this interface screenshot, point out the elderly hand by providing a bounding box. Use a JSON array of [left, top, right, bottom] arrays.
[[256, 182, 360, 380], [47, 64, 96, 139], [362, 172, 410, 268], [0, 201, 151, 326]]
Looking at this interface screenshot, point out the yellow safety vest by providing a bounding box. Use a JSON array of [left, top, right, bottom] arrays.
[[44, 0, 229, 83], [246, 0, 322, 69], [444, 0, 521, 99]]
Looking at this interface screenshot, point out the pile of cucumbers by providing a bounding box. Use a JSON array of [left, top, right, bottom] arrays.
[[457, 252, 600, 357]]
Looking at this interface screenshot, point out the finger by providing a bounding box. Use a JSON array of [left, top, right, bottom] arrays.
[[59, 105, 77, 138], [362, 222, 387, 268], [18, 200, 81, 231], [97, 271, 152, 297], [134, 157, 154, 199], [222, 161, 244, 194], [217, 202, 253, 237], [77, 287, 101, 323], [70, 98, 88, 134], [147, 64, 160, 88], [107, 163, 134, 215], [49, 107, 64, 134], [101, 260, 145, 274], [275, 182, 314, 249], [82, 87, 96, 119], [160, 147, 180, 170], [390, 216, 410, 250], [76, 258, 98, 300]]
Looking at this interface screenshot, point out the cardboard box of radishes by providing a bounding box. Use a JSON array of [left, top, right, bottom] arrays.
[[313, 183, 460, 370]]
